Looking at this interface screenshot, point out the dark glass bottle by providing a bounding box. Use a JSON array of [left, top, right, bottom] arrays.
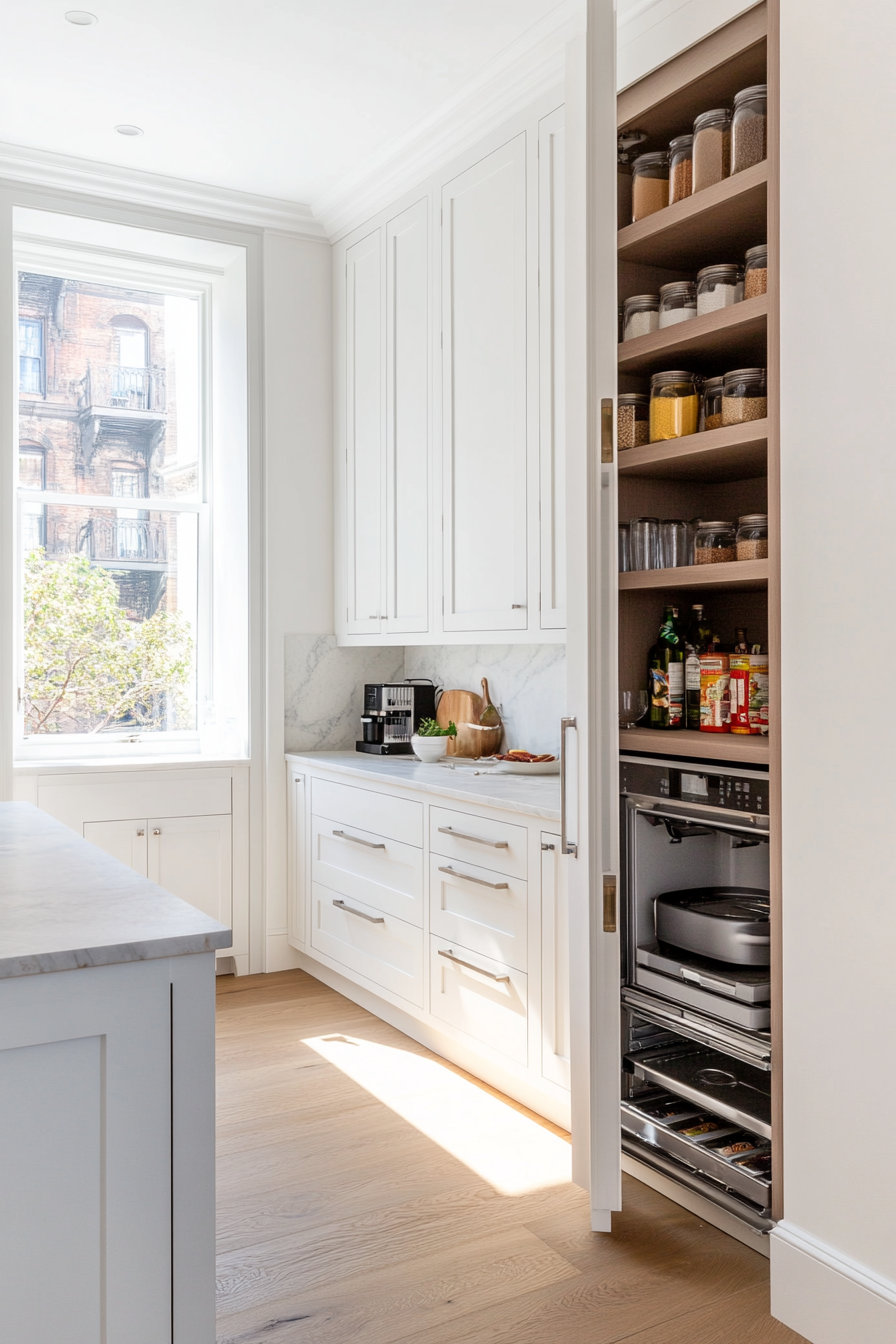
[[648, 605, 685, 729], [684, 604, 705, 730], [733, 627, 749, 654]]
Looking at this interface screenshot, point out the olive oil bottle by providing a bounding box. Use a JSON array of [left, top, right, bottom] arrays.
[[648, 605, 685, 730]]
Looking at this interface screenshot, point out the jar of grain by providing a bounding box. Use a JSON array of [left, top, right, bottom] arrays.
[[622, 294, 660, 341], [694, 520, 736, 565], [722, 368, 767, 425], [668, 134, 694, 204], [700, 377, 724, 431], [692, 108, 731, 190], [649, 371, 699, 442], [631, 151, 669, 221], [736, 514, 768, 561], [658, 280, 697, 328], [617, 393, 650, 449], [696, 264, 742, 316], [744, 244, 768, 299], [731, 85, 767, 174]]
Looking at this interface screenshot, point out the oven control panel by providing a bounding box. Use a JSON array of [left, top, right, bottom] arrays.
[[620, 760, 769, 815]]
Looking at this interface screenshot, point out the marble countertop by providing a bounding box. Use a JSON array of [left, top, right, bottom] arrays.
[[285, 750, 562, 821], [0, 803, 232, 980]]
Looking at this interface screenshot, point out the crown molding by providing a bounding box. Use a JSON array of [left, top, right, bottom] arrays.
[[315, 0, 586, 241], [0, 140, 327, 241]]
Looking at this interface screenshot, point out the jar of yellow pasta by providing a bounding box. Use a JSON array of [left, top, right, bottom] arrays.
[[649, 370, 699, 442]]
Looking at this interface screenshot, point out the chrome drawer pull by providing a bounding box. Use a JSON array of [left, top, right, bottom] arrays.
[[438, 825, 508, 849], [332, 829, 386, 850], [438, 949, 510, 983], [332, 899, 385, 924], [438, 865, 509, 890]]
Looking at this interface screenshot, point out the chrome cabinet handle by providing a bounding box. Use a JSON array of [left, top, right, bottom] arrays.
[[332, 829, 386, 849], [438, 949, 510, 983], [137, 829, 145, 837], [511, 603, 525, 609], [153, 828, 161, 836], [438, 865, 508, 890], [437, 825, 508, 849], [560, 716, 577, 857], [332, 899, 385, 924]]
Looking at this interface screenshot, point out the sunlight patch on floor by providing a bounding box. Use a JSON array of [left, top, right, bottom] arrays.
[[303, 1033, 571, 1196]]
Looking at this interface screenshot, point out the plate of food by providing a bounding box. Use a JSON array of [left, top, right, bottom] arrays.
[[485, 750, 559, 775]]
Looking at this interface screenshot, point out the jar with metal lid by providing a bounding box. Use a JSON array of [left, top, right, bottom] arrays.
[[631, 151, 669, 221], [736, 514, 768, 561], [617, 393, 650, 449], [649, 370, 699, 442], [696, 264, 742, 316], [722, 367, 767, 425], [744, 244, 768, 299], [700, 376, 724, 431], [668, 134, 693, 203], [731, 85, 767, 174], [622, 294, 660, 342], [658, 280, 697, 328], [694, 520, 736, 565], [693, 108, 731, 190]]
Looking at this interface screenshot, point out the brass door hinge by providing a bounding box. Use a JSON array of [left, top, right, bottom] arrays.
[[602, 874, 617, 933], [600, 397, 614, 463]]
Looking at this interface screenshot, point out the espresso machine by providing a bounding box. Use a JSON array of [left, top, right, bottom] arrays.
[[356, 681, 438, 755]]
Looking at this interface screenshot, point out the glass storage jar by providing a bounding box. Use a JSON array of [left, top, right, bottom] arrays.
[[736, 514, 769, 561], [668, 134, 694, 203], [649, 370, 699, 442], [630, 517, 659, 571], [696, 264, 742, 316], [631, 151, 670, 221], [618, 523, 631, 573], [617, 392, 650, 448], [692, 108, 731, 190], [722, 367, 767, 425], [744, 244, 768, 299], [658, 280, 697, 328], [694, 520, 736, 565], [700, 376, 724, 431], [659, 519, 689, 569], [731, 85, 767, 174], [622, 294, 660, 341]]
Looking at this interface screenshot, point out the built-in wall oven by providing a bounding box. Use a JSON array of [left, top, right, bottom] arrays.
[[620, 754, 774, 1235]]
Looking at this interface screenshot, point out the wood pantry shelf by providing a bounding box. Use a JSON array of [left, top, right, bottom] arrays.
[[619, 725, 770, 766], [618, 162, 767, 271], [620, 558, 768, 593], [618, 294, 767, 378], [618, 419, 768, 482]]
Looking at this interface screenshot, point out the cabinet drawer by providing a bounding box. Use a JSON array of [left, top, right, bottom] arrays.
[[312, 816, 423, 927], [313, 778, 423, 848], [311, 883, 423, 1007], [429, 856, 527, 971], [429, 935, 528, 1065], [429, 805, 527, 879]]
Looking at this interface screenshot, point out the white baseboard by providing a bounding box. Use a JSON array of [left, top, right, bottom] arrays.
[[771, 1223, 896, 1344], [265, 931, 304, 973]]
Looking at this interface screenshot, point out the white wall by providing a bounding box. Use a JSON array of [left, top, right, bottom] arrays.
[[770, 2, 896, 1340], [262, 231, 333, 972]]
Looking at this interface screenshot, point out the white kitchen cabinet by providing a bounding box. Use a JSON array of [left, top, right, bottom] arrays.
[[385, 197, 430, 634], [344, 227, 385, 634], [441, 134, 529, 633], [538, 107, 567, 631], [540, 833, 570, 1090], [83, 817, 147, 874]]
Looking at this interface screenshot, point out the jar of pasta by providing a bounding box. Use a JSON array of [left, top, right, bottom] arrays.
[[631, 151, 669, 221], [649, 371, 699, 442], [744, 244, 768, 299], [731, 85, 767, 174], [617, 393, 650, 449], [721, 368, 767, 425], [658, 280, 697, 328]]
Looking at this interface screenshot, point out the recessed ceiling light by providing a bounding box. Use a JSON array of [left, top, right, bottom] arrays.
[[65, 10, 98, 24], [115, 125, 144, 137]]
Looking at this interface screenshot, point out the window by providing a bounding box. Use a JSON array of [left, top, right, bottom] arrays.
[[19, 447, 46, 551], [19, 318, 43, 394], [117, 326, 147, 367]]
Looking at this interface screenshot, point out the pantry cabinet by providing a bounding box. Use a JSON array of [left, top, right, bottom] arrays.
[[538, 108, 568, 631]]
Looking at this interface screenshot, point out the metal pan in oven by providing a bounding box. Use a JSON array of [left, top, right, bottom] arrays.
[[655, 887, 770, 966]]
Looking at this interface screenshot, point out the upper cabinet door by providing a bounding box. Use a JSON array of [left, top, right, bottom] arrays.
[[441, 135, 529, 632], [538, 108, 567, 630], [345, 230, 385, 634], [384, 199, 429, 635]]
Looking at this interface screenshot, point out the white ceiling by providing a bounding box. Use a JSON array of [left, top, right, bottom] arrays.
[[1, 1, 570, 209]]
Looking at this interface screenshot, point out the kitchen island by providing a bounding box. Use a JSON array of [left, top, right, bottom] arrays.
[[0, 802, 230, 1344]]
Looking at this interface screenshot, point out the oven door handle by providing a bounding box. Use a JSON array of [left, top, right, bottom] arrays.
[[734, 933, 771, 945]]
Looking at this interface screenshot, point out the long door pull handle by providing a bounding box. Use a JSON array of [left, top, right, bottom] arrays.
[[438, 865, 509, 890], [333, 899, 385, 924], [332, 829, 386, 849], [438, 949, 510, 982], [560, 716, 578, 857], [437, 826, 508, 848]]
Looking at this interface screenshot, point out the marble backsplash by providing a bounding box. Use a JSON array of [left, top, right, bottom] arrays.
[[284, 637, 566, 756]]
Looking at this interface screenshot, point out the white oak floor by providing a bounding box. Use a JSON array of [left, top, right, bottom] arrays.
[[215, 969, 806, 1344]]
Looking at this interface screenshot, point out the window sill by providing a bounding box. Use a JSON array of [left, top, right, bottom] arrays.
[[13, 753, 249, 773]]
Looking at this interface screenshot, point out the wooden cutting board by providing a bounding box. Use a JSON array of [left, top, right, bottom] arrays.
[[437, 689, 482, 756]]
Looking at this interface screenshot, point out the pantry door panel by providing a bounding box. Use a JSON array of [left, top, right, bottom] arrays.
[[385, 197, 430, 635], [442, 135, 528, 633], [345, 229, 385, 635], [539, 106, 567, 631]]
